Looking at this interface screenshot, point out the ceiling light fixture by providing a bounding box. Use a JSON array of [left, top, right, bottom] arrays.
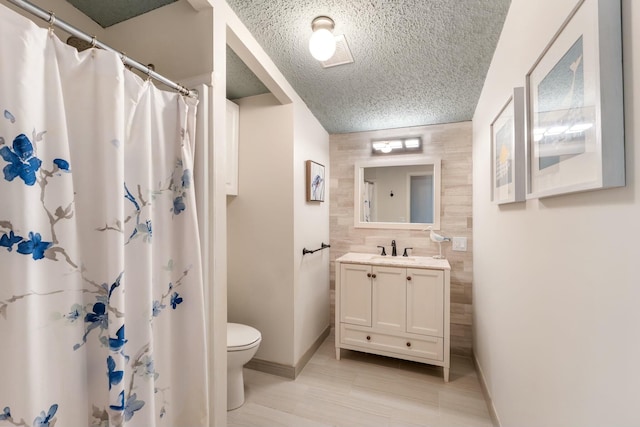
[[309, 16, 337, 61]]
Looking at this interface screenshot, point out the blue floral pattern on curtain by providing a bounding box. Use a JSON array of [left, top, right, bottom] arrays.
[[0, 4, 208, 426]]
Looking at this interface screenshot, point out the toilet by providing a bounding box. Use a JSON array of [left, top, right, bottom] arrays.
[[227, 322, 262, 410]]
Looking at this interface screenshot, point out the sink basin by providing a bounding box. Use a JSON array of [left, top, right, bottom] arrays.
[[336, 252, 451, 270], [370, 255, 417, 262], [368, 255, 424, 266]]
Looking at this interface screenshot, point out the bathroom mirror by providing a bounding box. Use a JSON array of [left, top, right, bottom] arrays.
[[354, 158, 441, 230]]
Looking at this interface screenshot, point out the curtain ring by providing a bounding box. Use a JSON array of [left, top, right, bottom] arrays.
[[120, 52, 132, 71], [176, 84, 188, 97], [146, 64, 155, 82], [90, 35, 97, 49], [47, 12, 55, 35]]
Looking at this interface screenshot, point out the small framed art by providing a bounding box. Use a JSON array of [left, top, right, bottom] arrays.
[[306, 160, 325, 202]]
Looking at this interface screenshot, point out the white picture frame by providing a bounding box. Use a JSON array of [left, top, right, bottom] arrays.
[[491, 87, 526, 204], [525, 0, 624, 199]]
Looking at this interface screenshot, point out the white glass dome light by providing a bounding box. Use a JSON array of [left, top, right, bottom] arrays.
[[309, 16, 337, 61]]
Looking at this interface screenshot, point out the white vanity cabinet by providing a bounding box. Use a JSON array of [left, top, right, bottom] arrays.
[[335, 253, 451, 381]]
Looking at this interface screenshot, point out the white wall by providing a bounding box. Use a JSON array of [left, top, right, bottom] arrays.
[[222, 0, 330, 370], [293, 102, 330, 363], [366, 166, 408, 222], [227, 93, 295, 365], [1, 0, 105, 40], [227, 93, 331, 368], [103, 1, 213, 82], [473, 1, 640, 425], [1, 0, 213, 85]]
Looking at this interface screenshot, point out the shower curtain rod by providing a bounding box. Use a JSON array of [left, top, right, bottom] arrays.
[[6, 0, 197, 98]]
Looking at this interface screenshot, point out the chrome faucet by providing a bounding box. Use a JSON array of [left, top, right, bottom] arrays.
[[391, 240, 397, 256]]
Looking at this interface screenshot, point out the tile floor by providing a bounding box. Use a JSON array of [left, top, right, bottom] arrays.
[[228, 332, 493, 427]]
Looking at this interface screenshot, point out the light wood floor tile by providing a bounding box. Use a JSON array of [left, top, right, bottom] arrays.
[[228, 332, 493, 427], [295, 362, 357, 395], [294, 388, 393, 427], [242, 370, 310, 414], [227, 402, 333, 427]]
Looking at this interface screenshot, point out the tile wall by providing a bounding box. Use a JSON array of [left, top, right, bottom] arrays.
[[329, 121, 473, 356]]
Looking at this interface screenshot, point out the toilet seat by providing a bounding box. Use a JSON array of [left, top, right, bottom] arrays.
[[227, 323, 261, 352]]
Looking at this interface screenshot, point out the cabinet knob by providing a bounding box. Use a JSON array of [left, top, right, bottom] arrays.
[[407, 276, 412, 281], [367, 273, 372, 278], [372, 274, 377, 278], [366, 335, 371, 341], [406, 342, 411, 348]]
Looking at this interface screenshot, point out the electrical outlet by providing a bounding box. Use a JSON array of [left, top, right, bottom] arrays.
[[452, 237, 467, 252]]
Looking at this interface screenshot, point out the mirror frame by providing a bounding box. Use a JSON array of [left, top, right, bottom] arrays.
[[354, 157, 441, 230]]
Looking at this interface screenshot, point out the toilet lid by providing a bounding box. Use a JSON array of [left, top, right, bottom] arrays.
[[227, 323, 261, 349]]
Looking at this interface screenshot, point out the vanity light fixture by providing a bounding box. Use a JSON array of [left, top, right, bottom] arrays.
[[371, 137, 423, 155], [404, 138, 421, 148], [375, 142, 393, 153], [309, 16, 337, 61]]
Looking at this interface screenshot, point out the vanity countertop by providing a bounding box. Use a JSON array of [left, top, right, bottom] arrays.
[[336, 252, 451, 270]]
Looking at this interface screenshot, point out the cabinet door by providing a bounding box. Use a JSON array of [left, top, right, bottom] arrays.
[[372, 266, 406, 332], [340, 263, 372, 326], [406, 268, 444, 337], [225, 99, 239, 196]]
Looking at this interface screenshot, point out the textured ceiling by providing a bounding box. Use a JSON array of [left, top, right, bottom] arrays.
[[66, 0, 177, 27], [225, 0, 511, 133], [226, 47, 269, 100], [64, 0, 511, 134]]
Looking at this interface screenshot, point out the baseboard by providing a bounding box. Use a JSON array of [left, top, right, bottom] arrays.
[[245, 358, 296, 379], [473, 351, 501, 427], [294, 325, 331, 378], [246, 325, 331, 380]]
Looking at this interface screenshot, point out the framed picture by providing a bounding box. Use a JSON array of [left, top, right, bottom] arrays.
[[491, 87, 526, 204], [525, 0, 624, 199], [306, 160, 325, 202]]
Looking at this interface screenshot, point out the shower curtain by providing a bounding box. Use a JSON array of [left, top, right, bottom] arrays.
[[0, 5, 208, 427], [362, 181, 375, 222]]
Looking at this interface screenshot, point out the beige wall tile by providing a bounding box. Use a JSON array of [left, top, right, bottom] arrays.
[[329, 121, 474, 356]]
